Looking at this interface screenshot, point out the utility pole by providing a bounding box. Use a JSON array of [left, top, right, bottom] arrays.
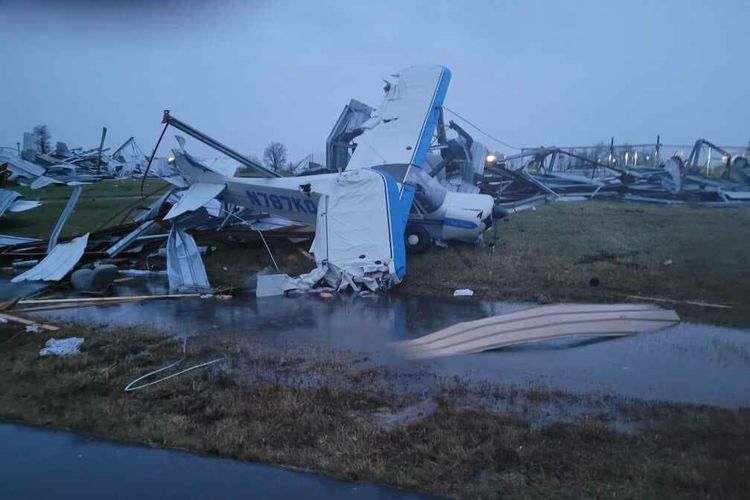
[[95, 126, 107, 174], [655, 134, 661, 166]]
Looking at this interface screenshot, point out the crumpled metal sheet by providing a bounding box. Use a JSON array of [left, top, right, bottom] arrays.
[[48, 186, 82, 253], [0, 189, 20, 217], [0, 189, 41, 217], [12, 233, 89, 282], [166, 225, 210, 292], [8, 200, 42, 212], [29, 176, 60, 190]]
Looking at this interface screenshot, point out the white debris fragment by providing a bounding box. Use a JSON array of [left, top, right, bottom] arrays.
[[453, 289, 474, 297], [25, 324, 41, 333], [256, 274, 301, 297], [39, 337, 84, 357]]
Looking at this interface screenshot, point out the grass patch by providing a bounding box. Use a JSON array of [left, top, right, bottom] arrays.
[[1, 179, 167, 239], [405, 201, 750, 325], [1, 323, 747, 498]]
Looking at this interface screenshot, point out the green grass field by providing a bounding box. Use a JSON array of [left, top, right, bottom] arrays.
[[2, 179, 168, 239], [405, 201, 750, 325]]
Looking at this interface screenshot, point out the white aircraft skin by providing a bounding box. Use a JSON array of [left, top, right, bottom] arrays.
[[433, 190, 494, 241]]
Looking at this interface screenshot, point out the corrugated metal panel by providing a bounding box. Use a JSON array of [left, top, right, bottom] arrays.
[[166, 225, 210, 292], [11, 233, 89, 282]]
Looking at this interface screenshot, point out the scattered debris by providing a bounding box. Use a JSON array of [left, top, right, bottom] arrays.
[[453, 288, 474, 297], [39, 337, 84, 356], [256, 273, 301, 298], [0, 311, 59, 331], [1, 129, 174, 186]]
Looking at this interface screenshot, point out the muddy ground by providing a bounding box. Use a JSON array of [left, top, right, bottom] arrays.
[[1, 323, 748, 499]]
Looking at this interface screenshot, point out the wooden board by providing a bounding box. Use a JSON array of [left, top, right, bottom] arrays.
[[393, 303, 680, 359], [0, 312, 59, 331]]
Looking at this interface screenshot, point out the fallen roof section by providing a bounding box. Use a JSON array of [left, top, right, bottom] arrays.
[[394, 303, 680, 359], [11, 233, 90, 282]]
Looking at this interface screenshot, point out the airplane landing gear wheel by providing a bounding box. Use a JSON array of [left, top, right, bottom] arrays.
[[405, 225, 431, 254]]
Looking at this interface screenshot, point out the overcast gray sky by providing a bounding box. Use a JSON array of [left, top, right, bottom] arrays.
[[1, 0, 748, 161]]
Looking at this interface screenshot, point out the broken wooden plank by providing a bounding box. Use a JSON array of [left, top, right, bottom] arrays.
[[15, 298, 143, 313], [625, 295, 732, 309], [0, 312, 59, 331], [394, 303, 680, 360], [17, 293, 200, 305], [0, 297, 20, 311]]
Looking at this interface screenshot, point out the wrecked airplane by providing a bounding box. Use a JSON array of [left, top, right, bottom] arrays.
[[156, 65, 495, 293]]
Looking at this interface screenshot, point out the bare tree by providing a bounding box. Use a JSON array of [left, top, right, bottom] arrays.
[[263, 142, 287, 173], [237, 154, 263, 175], [33, 125, 51, 154]]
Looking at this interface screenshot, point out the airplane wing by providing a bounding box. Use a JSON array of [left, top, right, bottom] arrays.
[[345, 65, 451, 180]]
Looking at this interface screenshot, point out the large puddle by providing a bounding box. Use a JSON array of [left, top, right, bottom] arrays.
[[0, 423, 426, 499], [8, 277, 750, 408]]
